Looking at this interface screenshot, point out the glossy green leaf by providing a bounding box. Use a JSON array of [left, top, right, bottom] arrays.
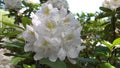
[[22, 17, 32, 28], [10, 57, 25, 65], [100, 7, 112, 12], [94, 46, 110, 57], [23, 64, 35, 68], [112, 38, 120, 46], [5, 42, 22, 48], [40, 59, 67, 68], [4, 30, 22, 37], [102, 41, 113, 50], [87, 13, 94, 17], [78, 58, 98, 63], [99, 62, 115, 68], [116, 7, 120, 11], [1, 21, 24, 30], [4, 53, 16, 56], [96, 12, 112, 19], [116, 14, 120, 19]]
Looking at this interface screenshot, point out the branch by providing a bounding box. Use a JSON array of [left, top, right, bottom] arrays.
[[111, 15, 116, 42]]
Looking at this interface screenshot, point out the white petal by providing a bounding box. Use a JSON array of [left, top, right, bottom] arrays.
[[24, 0, 40, 4], [24, 43, 34, 52], [68, 58, 77, 64], [34, 53, 44, 60], [57, 48, 66, 61], [49, 55, 57, 62], [4, 0, 21, 10], [67, 48, 78, 58], [31, 13, 41, 26]]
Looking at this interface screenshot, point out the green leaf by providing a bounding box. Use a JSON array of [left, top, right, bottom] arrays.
[[4, 53, 16, 56], [78, 58, 98, 63], [5, 52, 33, 58], [99, 62, 115, 68], [112, 38, 120, 46], [116, 7, 120, 11], [96, 12, 112, 19], [1, 21, 24, 30], [23, 64, 35, 68], [5, 42, 22, 48], [87, 13, 94, 17], [4, 30, 22, 37], [102, 41, 113, 51], [94, 46, 110, 57], [10, 57, 25, 65], [22, 17, 32, 28], [116, 14, 120, 19], [100, 7, 112, 12], [19, 52, 33, 58], [77, 12, 86, 18], [40, 59, 67, 68]]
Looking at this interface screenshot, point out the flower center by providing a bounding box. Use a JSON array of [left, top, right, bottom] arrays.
[[105, 0, 109, 4], [46, 22, 55, 30], [44, 7, 50, 15], [42, 40, 50, 46], [29, 30, 35, 35], [2, 59, 7, 63], [64, 18, 70, 23], [66, 34, 74, 41]]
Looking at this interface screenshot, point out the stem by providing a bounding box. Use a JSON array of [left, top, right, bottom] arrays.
[[111, 15, 117, 65], [15, 15, 22, 24], [111, 15, 116, 42], [12, 10, 22, 25]]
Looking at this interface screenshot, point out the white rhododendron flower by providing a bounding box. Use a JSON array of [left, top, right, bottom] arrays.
[[47, 0, 68, 9], [102, 0, 110, 9], [22, 25, 36, 52], [0, 49, 13, 68], [4, 0, 22, 10], [24, 0, 40, 4], [22, 0, 85, 64], [102, 0, 120, 10]]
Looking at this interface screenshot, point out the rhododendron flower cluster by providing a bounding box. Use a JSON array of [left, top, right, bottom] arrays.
[[0, 49, 13, 68], [47, 0, 68, 9], [22, 0, 85, 64], [4, 0, 22, 10], [102, 0, 120, 10]]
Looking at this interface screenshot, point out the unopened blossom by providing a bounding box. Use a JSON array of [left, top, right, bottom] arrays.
[[22, 1, 84, 64], [24, 0, 40, 5], [102, 0, 120, 10], [0, 48, 13, 68], [4, 0, 22, 10]]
